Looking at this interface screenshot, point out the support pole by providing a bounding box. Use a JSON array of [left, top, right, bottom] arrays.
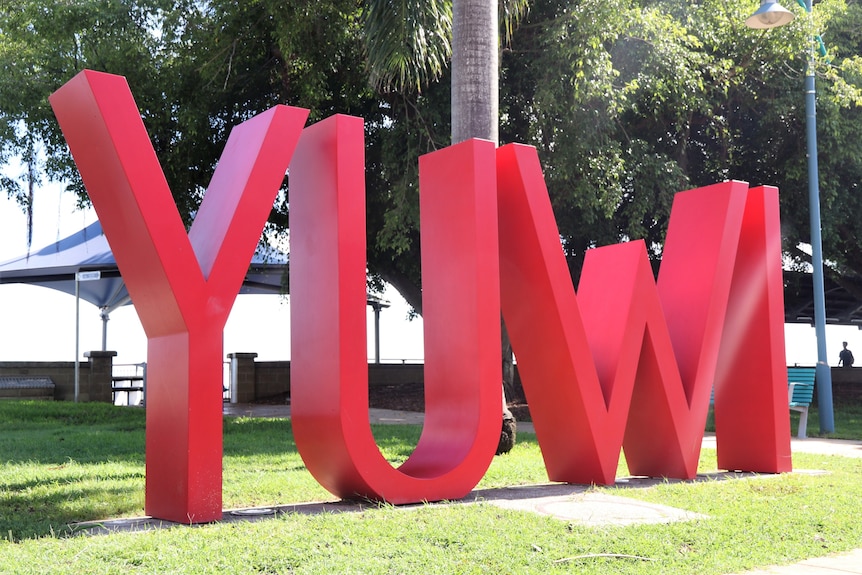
[[100, 307, 110, 351], [373, 304, 382, 364], [74, 276, 80, 403], [803, 0, 834, 432]]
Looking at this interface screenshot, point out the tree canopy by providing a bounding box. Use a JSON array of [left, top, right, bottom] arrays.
[[500, 0, 862, 281], [2, 0, 862, 305]]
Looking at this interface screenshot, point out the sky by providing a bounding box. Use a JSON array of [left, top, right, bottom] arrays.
[[0, 179, 426, 366], [1, 177, 861, 369]]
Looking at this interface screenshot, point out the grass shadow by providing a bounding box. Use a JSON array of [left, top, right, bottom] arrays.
[[0, 402, 429, 540]]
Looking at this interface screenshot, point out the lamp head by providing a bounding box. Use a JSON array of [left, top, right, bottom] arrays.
[[745, 0, 795, 29]]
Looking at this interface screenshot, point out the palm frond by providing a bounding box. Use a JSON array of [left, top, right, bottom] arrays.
[[363, 0, 453, 93], [500, 0, 529, 47]]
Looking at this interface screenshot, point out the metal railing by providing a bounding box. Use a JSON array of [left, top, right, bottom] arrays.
[[110, 362, 232, 406], [222, 361, 231, 403], [111, 362, 147, 406]]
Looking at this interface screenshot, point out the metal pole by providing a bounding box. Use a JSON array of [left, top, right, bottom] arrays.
[[74, 276, 80, 403], [100, 307, 109, 351], [373, 304, 382, 364], [229, 355, 239, 404], [804, 0, 834, 433]]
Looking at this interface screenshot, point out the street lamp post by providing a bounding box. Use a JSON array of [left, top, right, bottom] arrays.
[[745, 0, 835, 433]]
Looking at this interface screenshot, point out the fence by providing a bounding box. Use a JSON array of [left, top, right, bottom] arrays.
[[111, 362, 147, 406]]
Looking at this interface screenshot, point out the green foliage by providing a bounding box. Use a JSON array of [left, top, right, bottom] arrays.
[[362, 0, 530, 94], [363, 0, 452, 93], [496, 0, 862, 281], [0, 0, 377, 224], [3, 0, 862, 303], [501, 0, 697, 272], [0, 0, 168, 205]]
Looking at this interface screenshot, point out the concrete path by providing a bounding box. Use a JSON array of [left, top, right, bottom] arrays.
[[737, 549, 862, 574], [224, 403, 862, 458]]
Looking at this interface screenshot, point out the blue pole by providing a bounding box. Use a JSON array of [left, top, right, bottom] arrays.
[[804, 0, 834, 433]]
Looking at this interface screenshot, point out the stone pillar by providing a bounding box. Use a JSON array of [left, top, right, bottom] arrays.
[[227, 353, 258, 404], [84, 350, 117, 403]]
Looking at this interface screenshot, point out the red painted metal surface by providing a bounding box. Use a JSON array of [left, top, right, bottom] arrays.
[[496, 143, 791, 484], [49, 69, 790, 511], [50, 70, 308, 522], [289, 116, 501, 503], [713, 186, 792, 473]]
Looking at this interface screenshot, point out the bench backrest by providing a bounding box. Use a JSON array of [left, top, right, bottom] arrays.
[[709, 367, 815, 406], [787, 367, 816, 406], [0, 376, 55, 390]]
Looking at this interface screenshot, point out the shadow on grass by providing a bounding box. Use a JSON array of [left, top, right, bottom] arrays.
[[73, 468, 774, 537], [1, 473, 146, 540], [0, 402, 431, 540], [9, 400, 825, 541]]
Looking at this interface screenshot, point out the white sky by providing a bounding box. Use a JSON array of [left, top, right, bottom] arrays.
[[0, 180, 426, 365], [1, 178, 859, 368]]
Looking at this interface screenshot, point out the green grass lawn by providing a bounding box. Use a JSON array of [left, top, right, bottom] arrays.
[[801, 401, 862, 439], [1, 400, 861, 574]]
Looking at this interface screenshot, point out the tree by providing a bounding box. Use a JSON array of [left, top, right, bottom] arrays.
[[451, 0, 499, 145], [0, 0, 173, 236], [362, 0, 531, 453], [0, 0, 381, 217], [497, 0, 862, 289], [5, 0, 862, 445]]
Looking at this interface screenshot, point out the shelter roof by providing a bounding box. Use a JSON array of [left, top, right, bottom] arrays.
[[784, 270, 862, 327], [0, 221, 288, 311]]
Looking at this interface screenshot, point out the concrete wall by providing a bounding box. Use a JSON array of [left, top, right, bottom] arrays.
[[226, 354, 428, 402], [0, 361, 78, 400], [0, 351, 115, 402], [222, 360, 862, 405], [254, 361, 293, 399], [368, 364, 425, 387], [226, 356, 523, 403], [830, 366, 862, 404], [5, 354, 859, 406], [0, 353, 431, 404]]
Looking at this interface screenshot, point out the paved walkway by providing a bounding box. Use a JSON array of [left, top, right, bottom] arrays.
[[738, 549, 862, 574], [221, 402, 862, 574], [224, 403, 862, 459]]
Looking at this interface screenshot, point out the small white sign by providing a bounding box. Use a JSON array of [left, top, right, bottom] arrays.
[[76, 271, 102, 282]]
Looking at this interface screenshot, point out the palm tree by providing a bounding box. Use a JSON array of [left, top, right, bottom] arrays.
[[363, 0, 528, 453], [451, 0, 498, 145]]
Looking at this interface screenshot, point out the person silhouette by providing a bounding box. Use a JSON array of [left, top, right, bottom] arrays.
[[839, 341, 854, 368]]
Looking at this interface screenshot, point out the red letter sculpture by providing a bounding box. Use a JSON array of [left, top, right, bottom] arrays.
[[497, 144, 791, 484], [50, 70, 309, 522], [50, 69, 791, 514], [712, 186, 793, 473], [289, 116, 502, 503]]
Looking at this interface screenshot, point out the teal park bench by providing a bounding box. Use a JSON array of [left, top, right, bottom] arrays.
[[787, 367, 816, 439], [710, 367, 816, 439]]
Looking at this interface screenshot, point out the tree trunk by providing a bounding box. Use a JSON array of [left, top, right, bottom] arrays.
[[452, 0, 516, 455], [451, 0, 498, 146]]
